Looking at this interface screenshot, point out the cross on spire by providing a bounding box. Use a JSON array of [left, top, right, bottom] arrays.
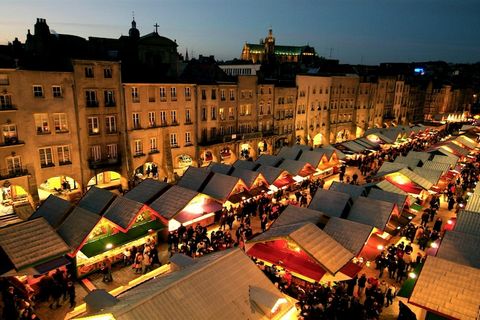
[[153, 23, 159, 34]]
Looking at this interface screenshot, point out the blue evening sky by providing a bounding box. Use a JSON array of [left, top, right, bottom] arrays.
[[1, 0, 479, 64]]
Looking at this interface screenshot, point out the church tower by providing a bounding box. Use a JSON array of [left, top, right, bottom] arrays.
[[264, 28, 275, 63], [129, 18, 140, 40]]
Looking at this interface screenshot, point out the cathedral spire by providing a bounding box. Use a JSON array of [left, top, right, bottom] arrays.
[[185, 48, 189, 61]]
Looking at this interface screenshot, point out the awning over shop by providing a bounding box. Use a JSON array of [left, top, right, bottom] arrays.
[[249, 184, 270, 197], [347, 197, 398, 231], [272, 205, 326, 228], [323, 217, 373, 256], [385, 173, 423, 195], [273, 175, 296, 188], [277, 146, 302, 160], [228, 190, 252, 204], [232, 160, 259, 171], [255, 154, 284, 167], [357, 232, 390, 261], [329, 181, 367, 200]]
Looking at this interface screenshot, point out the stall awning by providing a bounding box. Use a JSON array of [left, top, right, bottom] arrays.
[[34, 256, 70, 274], [273, 175, 296, 188], [249, 185, 270, 197], [228, 190, 252, 204]]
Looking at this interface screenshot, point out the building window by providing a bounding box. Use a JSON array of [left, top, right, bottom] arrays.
[[148, 111, 156, 127], [104, 90, 116, 107], [229, 89, 235, 101], [171, 110, 177, 124], [220, 89, 226, 101], [90, 145, 101, 161], [105, 115, 117, 133], [0, 94, 12, 108], [52, 86, 62, 98], [211, 106, 217, 120], [170, 133, 178, 147], [85, 90, 98, 107], [210, 127, 217, 139], [39, 147, 54, 168], [88, 117, 100, 135], [132, 87, 140, 103], [160, 87, 166, 100], [34, 113, 50, 134], [134, 140, 143, 156], [201, 89, 206, 100], [228, 107, 234, 119], [170, 87, 177, 100], [53, 113, 68, 133], [2, 124, 18, 144], [149, 138, 158, 153], [240, 104, 251, 116], [6, 156, 22, 174], [185, 132, 191, 144], [201, 107, 207, 121], [85, 66, 94, 78], [103, 68, 112, 78], [57, 145, 71, 165], [219, 108, 225, 120], [132, 113, 140, 129], [107, 144, 118, 158], [160, 111, 167, 126], [185, 109, 191, 123], [33, 85, 44, 98], [185, 87, 191, 100], [211, 89, 216, 100]]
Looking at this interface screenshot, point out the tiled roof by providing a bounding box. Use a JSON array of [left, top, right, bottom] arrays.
[[298, 150, 324, 168], [441, 142, 470, 157], [436, 230, 480, 268], [277, 146, 302, 160], [409, 256, 480, 320], [255, 165, 285, 184], [323, 217, 373, 255], [289, 223, 354, 274], [465, 194, 480, 213], [150, 186, 199, 220], [232, 160, 259, 171], [0, 218, 69, 270], [57, 207, 102, 251], [329, 181, 366, 200], [367, 188, 407, 212], [412, 167, 443, 185], [455, 135, 477, 149], [177, 167, 211, 192], [254, 154, 283, 167], [272, 205, 326, 228], [250, 222, 306, 243], [124, 179, 169, 204], [421, 160, 451, 174], [455, 210, 480, 236], [431, 154, 458, 166], [78, 186, 116, 215], [291, 144, 312, 152], [207, 162, 233, 175], [405, 151, 431, 163], [202, 173, 241, 202], [230, 167, 259, 188], [308, 188, 351, 218], [103, 197, 144, 230], [322, 145, 346, 160], [347, 196, 396, 230], [95, 249, 295, 320], [377, 162, 407, 174], [357, 137, 379, 149], [29, 195, 73, 228], [312, 147, 335, 160]]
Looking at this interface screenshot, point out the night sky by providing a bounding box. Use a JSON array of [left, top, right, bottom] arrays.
[[1, 0, 479, 64]]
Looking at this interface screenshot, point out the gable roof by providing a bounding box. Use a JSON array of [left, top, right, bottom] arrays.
[[347, 196, 396, 230], [232, 160, 259, 171], [312, 147, 335, 160], [207, 162, 233, 175], [0, 218, 69, 271], [367, 188, 407, 212], [78, 186, 116, 215], [329, 181, 366, 200], [377, 162, 407, 174], [255, 165, 286, 184], [395, 168, 433, 190], [255, 154, 283, 167], [436, 230, 480, 268], [57, 207, 102, 252], [272, 205, 326, 228], [322, 145, 346, 160], [409, 256, 480, 320], [29, 195, 73, 228], [455, 135, 477, 149], [374, 180, 408, 195], [277, 146, 302, 160], [421, 160, 451, 174], [92, 249, 294, 320], [394, 156, 421, 168], [431, 154, 458, 167], [202, 173, 241, 202], [405, 151, 431, 163], [298, 150, 324, 168], [124, 179, 169, 204], [150, 185, 199, 220], [465, 194, 480, 213], [412, 167, 443, 185], [323, 217, 373, 255], [177, 167, 211, 192], [455, 210, 480, 236], [440, 142, 470, 157], [308, 188, 351, 218], [278, 159, 313, 176], [230, 167, 261, 188], [103, 197, 144, 230], [341, 140, 366, 153]]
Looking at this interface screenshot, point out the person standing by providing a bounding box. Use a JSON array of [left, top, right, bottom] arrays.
[[357, 273, 367, 297], [260, 212, 268, 232], [67, 278, 76, 308]]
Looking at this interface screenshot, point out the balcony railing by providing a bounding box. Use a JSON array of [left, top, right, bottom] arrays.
[[88, 155, 121, 169], [105, 101, 116, 107], [86, 101, 99, 108], [0, 167, 29, 180], [0, 104, 17, 111], [0, 137, 25, 147]]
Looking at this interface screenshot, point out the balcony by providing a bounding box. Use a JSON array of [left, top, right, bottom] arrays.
[[40, 162, 55, 169], [148, 149, 160, 154], [184, 120, 193, 125], [86, 101, 99, 108], [133, 152, 146, 158], [0, 137, 25, 148], [59, 160, 72, 166], [88, 155, 121, 170], [0, 167, 29, 180], [170, 121, 179, 126], [105, 101, 116, 107], [0, 104, 17, 112]]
